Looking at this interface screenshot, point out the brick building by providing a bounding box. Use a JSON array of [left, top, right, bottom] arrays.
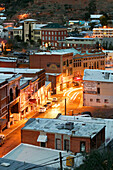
[[0, 56, 17, 68], [41, 23, 67, 48], [0, 68, 46, 129], [30, 50, 73, 92], [0, 73, 22, 131], [21, 118, 105, 153]]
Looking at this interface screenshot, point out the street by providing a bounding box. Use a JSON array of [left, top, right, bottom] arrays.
[[0, 86, 83, 157]]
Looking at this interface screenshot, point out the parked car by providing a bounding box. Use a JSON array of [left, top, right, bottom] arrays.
[[0, 134, 6, 140], [43, 104, 49, 110], [0, 138, 4, 146], [81, 111, 92, 117], [52, 97, 58, 102], [39, 107, 46, 113], [46, 101, 52, 107]]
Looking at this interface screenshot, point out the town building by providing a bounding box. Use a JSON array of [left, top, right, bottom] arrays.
[[30, 48, 105, 90], [83, 69, 113, 107], [58, 37, 101, 49], [21, 118, 105, 153], [30, 49, 73, 91], [41, 23, 67, 48], [0, 73, 22, 132], [73, 49, 105, 78], [32, 24, 47, 43], [13, 26, 23, 40], [93, 27, 113, 38], [46, 73, 62, 94], [0, 56, 17, 68], [19, 19, 37, 42], [0, 68, 47, 127], [3, 143, 82, 169], [57, 115, 113, 146]]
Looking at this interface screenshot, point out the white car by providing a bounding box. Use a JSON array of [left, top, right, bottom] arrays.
[[52, 97, 58, 102], [0, 134, 6, 140], [39, 107, 46, 113]]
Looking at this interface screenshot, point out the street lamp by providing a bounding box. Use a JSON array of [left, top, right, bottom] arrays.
[[65, 98, 66, 115]]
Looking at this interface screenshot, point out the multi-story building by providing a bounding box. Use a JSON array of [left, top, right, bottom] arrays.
[[30, 48, 105, 91], [83, 69, 113, 107], [20, 19, 37, 42], [93, 27, 113, 38], [0, 73, 22, 132], [13, 26, 23, 40], [41, 23, 67, 47], [58, 37, 101, 49], [32, 24, 47, 43], [73, 49, 105, 78], [0, 68, 46, 124], [21, 118, 105, 153], [30, 49, 73, 91]]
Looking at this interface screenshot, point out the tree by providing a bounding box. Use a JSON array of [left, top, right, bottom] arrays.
[[100, 16, 108, 26], [75, 150, 113, 170]]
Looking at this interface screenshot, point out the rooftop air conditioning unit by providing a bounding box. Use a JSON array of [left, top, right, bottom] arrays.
[[64, 122, 74, 130]]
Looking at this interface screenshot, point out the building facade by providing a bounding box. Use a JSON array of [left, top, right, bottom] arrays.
[[21, 118, 105, 153], [41, 23, 67, 48], [30, 50, 73, 92], [93, 27, 113, 38], [83, 69, 113, 107], [0, 73, 22, 132]]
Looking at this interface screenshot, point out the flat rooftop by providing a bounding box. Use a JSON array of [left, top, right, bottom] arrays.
[[0, 67, 43, 74], [83, 69, 113, 82], [3, 143, 72, 169], [0, 73, 22, 84], [22, 118, 105, 139]]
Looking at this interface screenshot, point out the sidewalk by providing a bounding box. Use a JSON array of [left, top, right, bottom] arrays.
[[3, 108, 40, 137]]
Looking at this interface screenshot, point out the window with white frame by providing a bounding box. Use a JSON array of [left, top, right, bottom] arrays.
[[56, 138, 61, 150]]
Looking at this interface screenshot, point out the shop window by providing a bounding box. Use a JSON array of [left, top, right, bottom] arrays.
[[80, 141, 86, 152]]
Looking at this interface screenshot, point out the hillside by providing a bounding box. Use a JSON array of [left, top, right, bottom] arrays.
[[1, 0, 113, 23]]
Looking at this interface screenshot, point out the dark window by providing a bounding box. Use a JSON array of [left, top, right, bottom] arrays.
[[64, 139, 69, 151], [56, 138, 61, 150], [96, 99, 100, 103], [70, 60, 72, 64], [90, 99, 93, 102], [41, 142, 46, 147], [97, 87, 100, 94], [10, 88, 13, 102], [80, 141, 86, 152], [67, 59, 69, 67], [15, 86, 18, 97], [104, 99, 108, 103]]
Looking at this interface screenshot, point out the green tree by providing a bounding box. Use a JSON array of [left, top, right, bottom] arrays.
[[100, 16, 108, 26], [75, 150, 113, 170]]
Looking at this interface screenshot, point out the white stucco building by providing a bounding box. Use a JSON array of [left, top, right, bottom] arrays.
[[83, 69, 113, 107]]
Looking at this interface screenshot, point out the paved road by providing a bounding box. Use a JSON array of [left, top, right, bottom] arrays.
[[0, 86, 83, 157]]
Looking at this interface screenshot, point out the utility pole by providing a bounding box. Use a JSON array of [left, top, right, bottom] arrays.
[[65, 98, 66, 115], [59, 152, 63, 170]]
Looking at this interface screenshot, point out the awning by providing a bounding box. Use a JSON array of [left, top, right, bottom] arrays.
[[37, 135, 47, 142]]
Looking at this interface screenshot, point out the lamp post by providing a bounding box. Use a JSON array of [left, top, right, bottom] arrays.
[[65, 98, 66, 115]]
